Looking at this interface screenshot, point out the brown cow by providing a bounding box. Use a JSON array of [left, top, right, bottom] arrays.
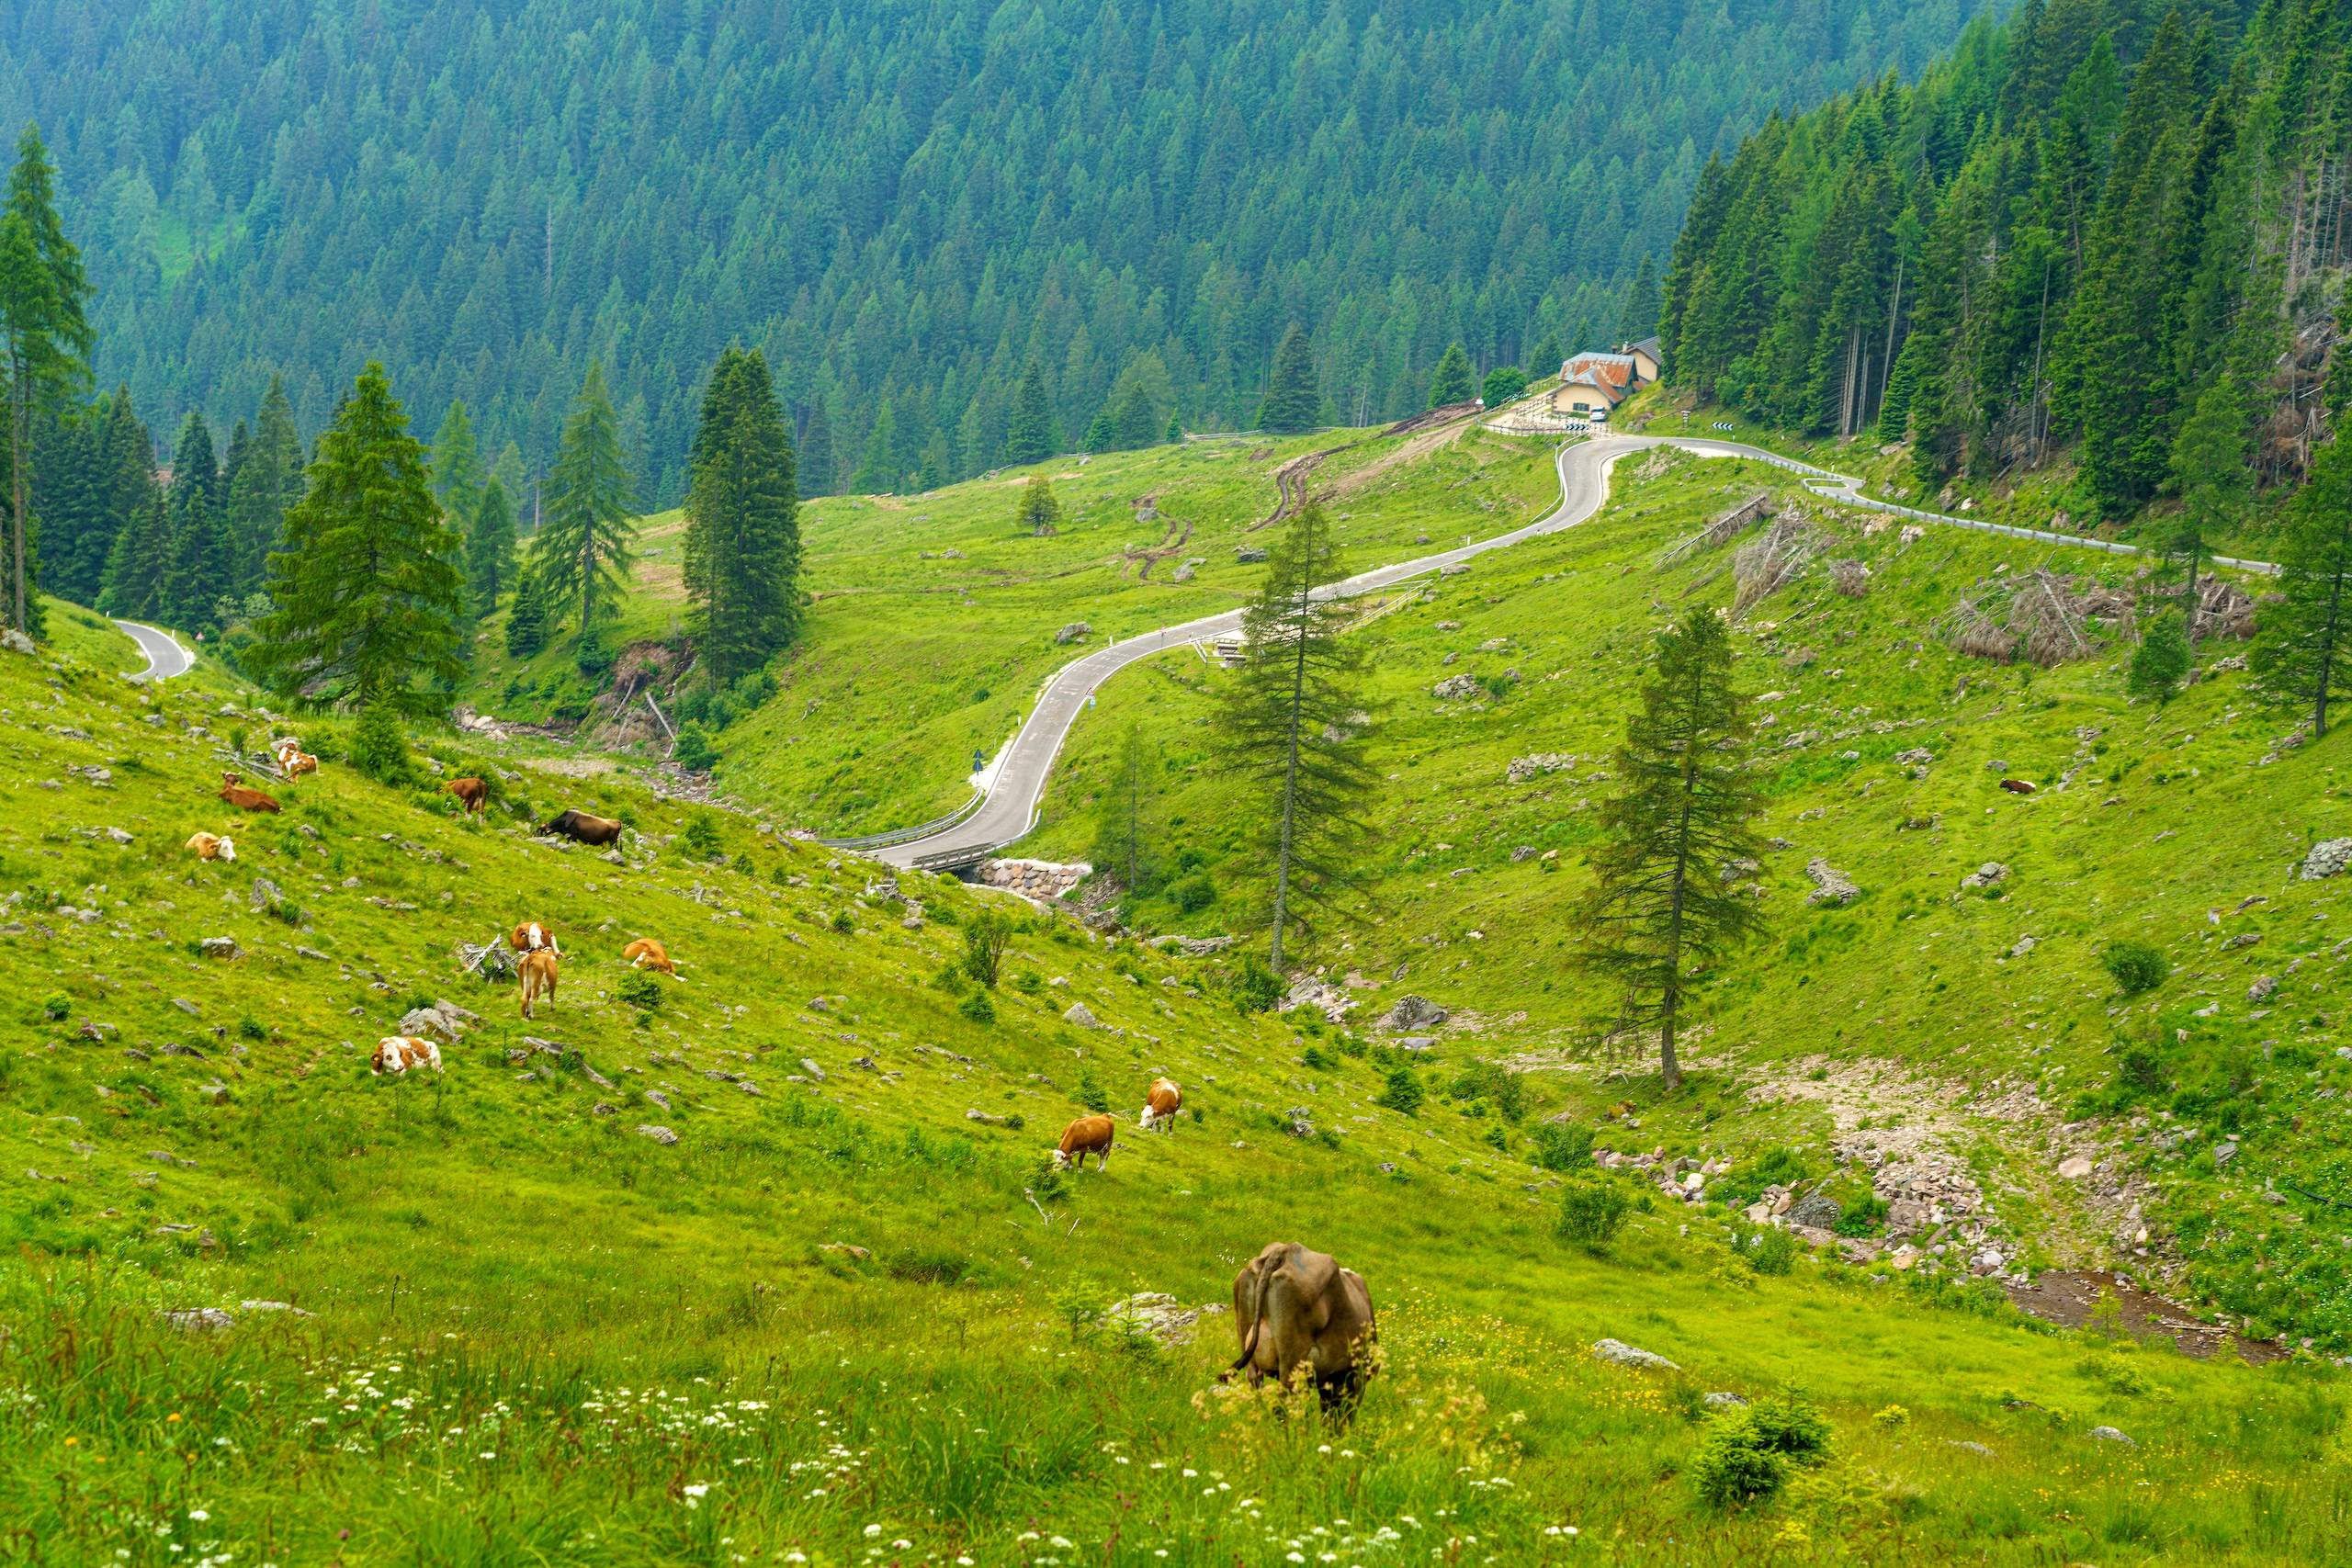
[[1052, 1113, 1117, 1172], [446, 776, 489, 815], [184, 831, 236, 863], [219, 772, 282, 814], [542, 808, 624, 846], [518, 948, 560, 1020], [623, 937, 680, 977], [508, 921, 561, 956], [1998, 778, 2037, 795], [371, 1036, 443, 1076], [1225, 1242, 1378, 1413], [1139, 1076, 1182, 1132], [272, 739, 319, 780]]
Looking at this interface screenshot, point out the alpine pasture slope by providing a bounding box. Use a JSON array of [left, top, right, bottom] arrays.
[[6, 589, 2350, 1562]]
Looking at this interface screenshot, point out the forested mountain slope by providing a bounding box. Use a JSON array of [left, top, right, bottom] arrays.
[[1661, 0, 2335, 526], [0, 0, 1997, 501]]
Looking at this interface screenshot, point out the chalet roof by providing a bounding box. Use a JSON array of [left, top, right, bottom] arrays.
[[1564, 351, 1638, 391], [1558, 370, 1626, 405]]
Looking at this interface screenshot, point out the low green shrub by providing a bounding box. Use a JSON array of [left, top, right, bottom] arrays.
[[2102, 941, 2169, 994], [1531, 1121, 1595, 1172], [1556, 1177, 1630, 1250], [1229, 952, 1281, 1014], [956, 987, 996, 1024], [1376, 1066, 1424, 1116], [1690, 1393, 1831, 1509], [616, 970, 663, 1010]]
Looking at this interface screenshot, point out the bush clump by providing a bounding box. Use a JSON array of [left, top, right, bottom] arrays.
[[1375, 1066, 1424, 1116], [1228, 952, 1282, 1014], [616, 970, 663, 1010], [672, 721, 718, 772], [1531, 1121, 1595, 1172], [956, 987, 996, 1025], [2102, 940, 2169, 994], [350, 705, 413, 784], [1555, 1177, 1630, 1250], [680, 813, 723, 860]]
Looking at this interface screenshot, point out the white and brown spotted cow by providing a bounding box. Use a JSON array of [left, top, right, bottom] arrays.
[[372, 1036, 443, 1076], [1139, 1076, 1182, 1132]]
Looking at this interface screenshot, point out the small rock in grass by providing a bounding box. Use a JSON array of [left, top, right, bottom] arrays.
[[2087, 1426, 2134, 1447], [1592, 1338, 1680, 1371], [636, 1124, 679, 1145]]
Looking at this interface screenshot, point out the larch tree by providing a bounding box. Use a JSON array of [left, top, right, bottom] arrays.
[[1257, 324, 1322, 434], [533, 362, 637, 638], [682, 345, 801, 682], [249, 362, 464, 716], [0, 123, 92, 636], [1427, 341, 1476, 407], [1015, 474, 1061, 535], [1213, 502, 1373, 970], [2253, 434, 2352, 739], [2166, 377, 2250, 644], [465, 477, 518, 623], [1576, 608, 1764, 1091], [432, 398, 486, 528]]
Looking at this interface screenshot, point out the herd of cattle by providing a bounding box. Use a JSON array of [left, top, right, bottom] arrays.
[[189, 739, 1380, 1410]]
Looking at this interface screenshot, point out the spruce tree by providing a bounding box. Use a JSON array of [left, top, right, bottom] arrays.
[[230, 376, 303, 592], [160, 484, 229, 630], [1256, 324, 1322, 434], [2129, 613, 2191, 703], [503, 563, 551, 658], [1015, 474, 1061, 535], [0, 124, 92, 636], [533, 362, 637, 637], [1004, 362, 1056, 464], [853, 400, 898, 492], [433, 398, 486, 527], [1082, 408, 1117, 454], [2253, 435, 2352, 739], [1110, 379, 1159, 449], [1427, 342, 1476, 408], [1576, 608, 1764, 1091], [682, 345, 801, 682], [1213, 502, 1373, 969], [99, 490, 170, 618], [2167, 378, 2249, 643], [249, 363, 463, 716], [1092, 724, 1153, 895], [798, 401, 835, 496], [466, 478, 518, 622]]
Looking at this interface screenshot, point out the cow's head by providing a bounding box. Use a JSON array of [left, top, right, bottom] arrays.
[[370, 1038, 401, 1074], [217, 838, 236, 862], [1050, 1148, 1073, 1169], [220, 772, 242, 786]]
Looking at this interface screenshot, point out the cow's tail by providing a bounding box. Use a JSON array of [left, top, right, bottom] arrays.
[[1223, 1313, 1264, 1381]]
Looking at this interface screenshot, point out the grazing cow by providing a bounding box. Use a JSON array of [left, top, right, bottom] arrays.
[[623, 937, 680, 977], [218, 773, 282, 814], [184, 832, 236, 863], [1052, 1113, 1117, 1172], [1225, 1242, 1378, 1413], [372, 1036, 443, 1076], [508, 921, 561, 956], [446, 776, 489, 815], [518, 947, 560, 1020], [272, 740, 319, 780], [1139, 1076, 1182, 1131], [541, 808, 625, 846], [1999, 778, 2037, 795]]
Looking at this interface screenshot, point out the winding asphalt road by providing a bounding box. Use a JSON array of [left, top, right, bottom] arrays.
[[865, 433, 2270, 869], [116, 619, 194, 682]]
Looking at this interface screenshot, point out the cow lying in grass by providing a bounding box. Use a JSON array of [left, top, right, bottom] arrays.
[[372, 1036, 443, 1075], [1139, 1076, 1182, 1131], [1052, 1113, 1116, 1172], [1225, 1241, 1378, 1414], [185, 832, 235, 862], [541, 808, 624, 846], [518, 947, 559, 1019], [219, 773, 281, 813], [272, 739, 319, 780], [623, 937, 680, 977]]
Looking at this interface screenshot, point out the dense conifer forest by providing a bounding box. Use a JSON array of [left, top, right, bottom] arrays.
[[1661, 0, 2349, 527], [0, 0, 1994, 502]]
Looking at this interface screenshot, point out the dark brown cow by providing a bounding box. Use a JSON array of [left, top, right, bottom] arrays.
[[542, 808, 624, 846], [1225, 1242, 1378, 1413], [1052, 1113, 1117, 1172], [446, 776, 489, 815], [1998, 778, 2037, 795], [219, 772, 282, 814]]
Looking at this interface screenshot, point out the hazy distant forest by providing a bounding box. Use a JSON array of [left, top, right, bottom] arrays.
[[0, 0, 1993, 503]]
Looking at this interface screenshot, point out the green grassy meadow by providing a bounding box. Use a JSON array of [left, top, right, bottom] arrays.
[[7, 615, 2352, 1562]]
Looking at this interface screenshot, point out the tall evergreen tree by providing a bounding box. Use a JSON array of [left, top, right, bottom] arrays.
[[99, 490, 170, 618], [1004, 362, 1057, 465], [2253, 434, 2352, 739], [465, 477, 518, 623], [1213, 502, 1373, 969], [1427, 342, 1476, 407], [503, 561, 551, 658], [532, 362, 636, 637], [682, 345, 801, 682], [159, 412, 225, 627], [853, 400, 899, 492], [798, 401, 835, 497], [2167, 377, 2249, 642], [250, 363, 463, 715], [433, 398, 486, 527], [228, 376, 303, 592], [1109, 379, 1159, 449], [1576, 608, 1764, 1091], [1092, 724, 1153, 894], [1257, 324, 1322, 434], [0, 123, 92, 635]]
